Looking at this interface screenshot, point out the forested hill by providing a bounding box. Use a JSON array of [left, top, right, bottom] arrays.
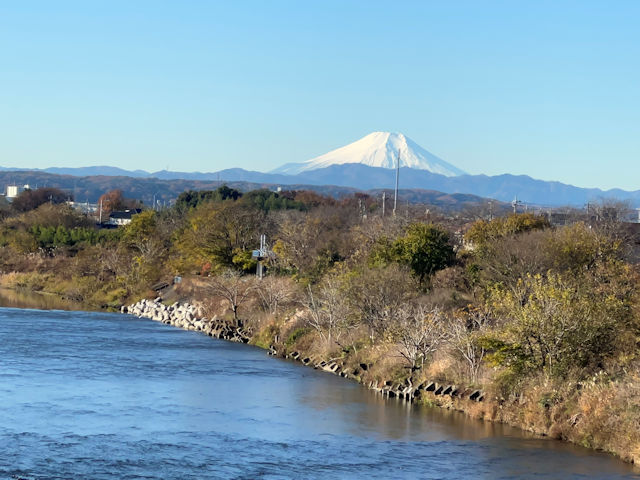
[[3, 164, 639, 207], [0, 171, 495, 211]]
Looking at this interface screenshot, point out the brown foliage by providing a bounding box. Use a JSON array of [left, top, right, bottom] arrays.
[[98, 189, 139, 217], [12, 187, 71, 212]]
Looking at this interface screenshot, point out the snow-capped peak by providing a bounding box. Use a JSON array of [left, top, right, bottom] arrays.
[[272, 132, 466, 176]]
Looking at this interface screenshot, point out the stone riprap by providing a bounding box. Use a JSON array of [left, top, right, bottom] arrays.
[[122, 298, 250, 343], [277, 349, 484, 406], [122, 299, 483, 406]]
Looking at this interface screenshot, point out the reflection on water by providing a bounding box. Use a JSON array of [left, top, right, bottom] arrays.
[[0, 307, 638, 479], [0, 287, 90, 311]]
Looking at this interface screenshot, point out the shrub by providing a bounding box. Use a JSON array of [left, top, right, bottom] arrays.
[[371, 223, 455, 283]]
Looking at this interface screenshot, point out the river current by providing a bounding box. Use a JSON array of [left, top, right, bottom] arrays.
[[1, 305, 638, 479]]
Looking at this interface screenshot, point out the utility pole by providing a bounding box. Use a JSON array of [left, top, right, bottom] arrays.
[[382, 191, 386, 217], [393, 150, 400, 216], [511, 197, 522, 214], [98, 200, 103, 224], [257, 234, 264, 279], [254, 234, 267, 279]]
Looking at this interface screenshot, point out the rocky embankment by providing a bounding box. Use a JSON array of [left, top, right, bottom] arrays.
[[122, 298, 251, 343], [279, 350, 485, 406], [122, 298, 485, 410]]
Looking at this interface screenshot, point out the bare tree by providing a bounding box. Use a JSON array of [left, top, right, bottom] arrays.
[[588, 198, 640, 262], [346, 264, 417, 341], [96, 244, 130, 279], [304, 276, 352, 348], [257, 276, 295, 316], [206, 270, 257, 324], [396, 305, 449, 369], [447, 308, 490, 383]]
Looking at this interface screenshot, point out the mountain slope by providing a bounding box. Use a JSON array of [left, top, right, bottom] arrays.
[[2, 164, 639, 207], [288, 164, 640, 207], [272, 132, 466, 176], [0, 165, 149, 178]]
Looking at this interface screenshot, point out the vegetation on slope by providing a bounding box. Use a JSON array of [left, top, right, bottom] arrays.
[[1, 186, 640, 461]]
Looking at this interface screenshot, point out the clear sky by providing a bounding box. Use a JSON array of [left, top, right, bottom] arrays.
[[1, 1, 638, 190]]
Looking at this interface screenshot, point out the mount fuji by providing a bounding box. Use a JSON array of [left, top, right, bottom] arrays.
[[272, 132, 466, 177]]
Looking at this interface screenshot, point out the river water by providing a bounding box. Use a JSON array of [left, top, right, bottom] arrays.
[[0, 303, 638, 479]]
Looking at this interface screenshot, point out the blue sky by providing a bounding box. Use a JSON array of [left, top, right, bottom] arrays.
[[1, 1, 638, 190]]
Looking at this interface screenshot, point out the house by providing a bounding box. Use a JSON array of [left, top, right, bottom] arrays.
[[108, 209, 142, 226]]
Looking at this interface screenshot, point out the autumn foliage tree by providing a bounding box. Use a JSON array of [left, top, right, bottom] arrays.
[[97, 189, 127, 217], [12, 187, 71, 212]]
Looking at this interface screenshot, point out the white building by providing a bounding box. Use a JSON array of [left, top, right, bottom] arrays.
[[6, 184, 30, 200], [67, 201, 99, 214]]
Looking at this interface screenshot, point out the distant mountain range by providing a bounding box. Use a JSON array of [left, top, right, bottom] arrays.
[[1, 164, 637, 207], [0, 131, 637, 207]]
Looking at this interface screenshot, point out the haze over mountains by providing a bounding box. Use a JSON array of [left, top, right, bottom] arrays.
[[1, 131, 638, 207]]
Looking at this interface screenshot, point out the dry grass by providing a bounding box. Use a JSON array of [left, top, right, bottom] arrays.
[[567, 379, 640, 462], [0, 272, 22, 288], [0, 271, 51, 291]]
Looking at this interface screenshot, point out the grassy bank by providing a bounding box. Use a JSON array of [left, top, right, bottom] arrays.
[[0, 271, 130, 310], [162, 273, 640, 465]]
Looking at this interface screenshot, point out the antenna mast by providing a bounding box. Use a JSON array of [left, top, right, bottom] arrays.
[[393, 150, 400, 216], [512, 197, 523, 214]]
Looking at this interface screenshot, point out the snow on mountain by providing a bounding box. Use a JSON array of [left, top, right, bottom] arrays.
[[272, 132, 466, 176]]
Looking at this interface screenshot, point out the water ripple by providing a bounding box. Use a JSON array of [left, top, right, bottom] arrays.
[[0, 308, 638, 479]]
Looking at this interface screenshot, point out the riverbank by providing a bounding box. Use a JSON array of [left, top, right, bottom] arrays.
[[124, 297, 484, 400], [123, 296, 640, 466], [0, 272, 127, 311], [0, 286, 96, 311], [7, 306, 638, 479], [1, 275, 637, 465]]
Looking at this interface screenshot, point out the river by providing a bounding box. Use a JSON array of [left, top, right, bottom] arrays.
[[0, 302, 638, 479]]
